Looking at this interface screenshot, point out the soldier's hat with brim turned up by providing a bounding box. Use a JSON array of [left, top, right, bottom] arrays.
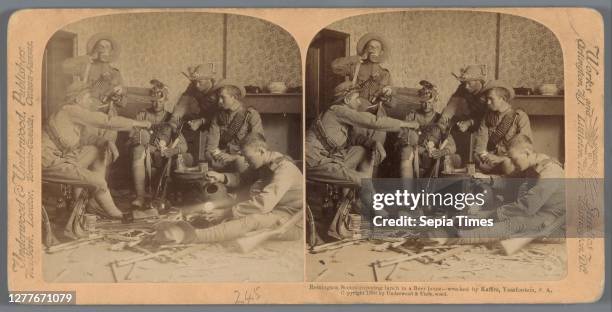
[[154, 221, 198, 244], [183, 64, 218, 82], [481, 80, 516, 101], [356, 33, 389, 61], [65, 80, 90, 103], [452, 64, 487, 82], [210, 79, 246, 99], [86, 33, 121, 62]]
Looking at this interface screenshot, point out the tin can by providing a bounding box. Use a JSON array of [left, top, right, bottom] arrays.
[[84, 214, 97, 232], [198, 162, 209, 173]]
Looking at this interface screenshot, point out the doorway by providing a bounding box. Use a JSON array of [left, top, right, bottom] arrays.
[[305, 29, 350, 124], [42, 30, 77, 122]]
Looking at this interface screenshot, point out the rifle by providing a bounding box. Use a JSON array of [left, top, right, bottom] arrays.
[[151, 121, 186, 211], [235, 211, 303, 253]]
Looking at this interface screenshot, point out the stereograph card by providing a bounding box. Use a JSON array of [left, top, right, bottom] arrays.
[[5, 7, 605, 305]]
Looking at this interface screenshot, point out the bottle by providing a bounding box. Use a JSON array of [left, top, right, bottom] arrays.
[[443, 156, 453, 173], [177, 154, 185, 171]]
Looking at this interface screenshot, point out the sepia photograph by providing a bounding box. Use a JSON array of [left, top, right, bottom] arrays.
[[40, 12, 304, 282], [5, 7, 604, 304], [304, 11, 567, 282]]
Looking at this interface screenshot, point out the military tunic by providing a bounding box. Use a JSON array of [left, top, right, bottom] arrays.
[[193, 152, 303, 243], [130, 109, 188, 168], [474, 108, 533, 156], [62, 56, 125, 106], [305, 104, 405, 185], [496, 154, 565, 220], [63, 56, 126, 144], [331, 55, 391, 101], [205, 106, 264, 171], [439, 82, 490, 131]]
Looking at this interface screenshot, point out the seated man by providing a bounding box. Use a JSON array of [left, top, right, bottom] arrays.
[[459, 135, 565, 241], [474, 80, 533, 175], [395, 83, 456, 179], [159, 133, 303, 243], [305, 81, 417, 186], [204, 81, 264, 173], [129, 80, 190, 207], [42, 81, 151, 218]]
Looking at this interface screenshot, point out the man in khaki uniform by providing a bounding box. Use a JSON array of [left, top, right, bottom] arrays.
[[205, 81, 264, 173], [396, 95, 456, 179], [157, 133, 303, 243], [331, 33, 393, 102], [461, 135, 564, 241], [439, 64, 491, 133], [473, 80, 533, 175], [129, 80, 189, 207], [42, 81, 151, 218], [306, 81, 417, 186], [62, 33, 126, 143]]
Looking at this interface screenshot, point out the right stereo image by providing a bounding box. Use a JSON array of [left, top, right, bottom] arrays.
[[304, 10, 566, 282]]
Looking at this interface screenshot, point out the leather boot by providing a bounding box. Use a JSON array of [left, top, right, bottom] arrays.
[[94, 189, 123, 218]]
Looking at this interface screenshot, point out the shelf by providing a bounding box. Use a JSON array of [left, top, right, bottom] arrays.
[[243, 93, 302, 114], [511, 96, 564, 116]]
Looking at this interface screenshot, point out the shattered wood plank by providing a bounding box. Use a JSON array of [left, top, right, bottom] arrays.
[[385, 264, 398, 281], [46, 235, 103, 253], [313, 268, 329, 282], [376, 251, 435, 267], [426, 245, 472, 264], [115, 250, 171, 267], [310, 239, 362, 253]]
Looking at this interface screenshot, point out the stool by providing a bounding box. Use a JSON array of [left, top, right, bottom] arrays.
[[306, 178, 360, 243]]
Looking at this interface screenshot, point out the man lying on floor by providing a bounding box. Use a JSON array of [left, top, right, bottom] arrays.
[[155, 132, 303, 244]]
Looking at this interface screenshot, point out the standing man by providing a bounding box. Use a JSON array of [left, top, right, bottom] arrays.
[[62, 33, 126, 143], [42, 81, 150, 219], [179, 64, 225, 129], [205, 81, 264, 173], [331, 33, 393, 102], [473, 81, 532, 175], [439, 64, 491, 133]]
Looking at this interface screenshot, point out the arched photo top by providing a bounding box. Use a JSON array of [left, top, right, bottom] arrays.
[[45, 11, 302, 115], [307, 10, 563, 114]]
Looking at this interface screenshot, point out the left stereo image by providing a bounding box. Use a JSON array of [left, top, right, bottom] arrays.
[[40, 12, 304, 283]]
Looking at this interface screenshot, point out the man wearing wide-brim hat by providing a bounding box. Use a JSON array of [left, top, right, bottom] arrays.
[[305, 81, 418, 186], [438, 64, 491, 133], [203, 79, 264, 173], [331, 33, 393, 102], [473, 80, 533, 175], [42, 81, 151, 224], [62, 32, 126, 144], [179, 64, 225, 125]]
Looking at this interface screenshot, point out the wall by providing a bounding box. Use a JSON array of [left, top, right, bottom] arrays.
[[63, 12, 224, 107], [60, 12, 302, 158], [327, 11, 564, 111], [226, 14, 301, 89], [62, 12, 302, 108], [498, 14, 564, 89]]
